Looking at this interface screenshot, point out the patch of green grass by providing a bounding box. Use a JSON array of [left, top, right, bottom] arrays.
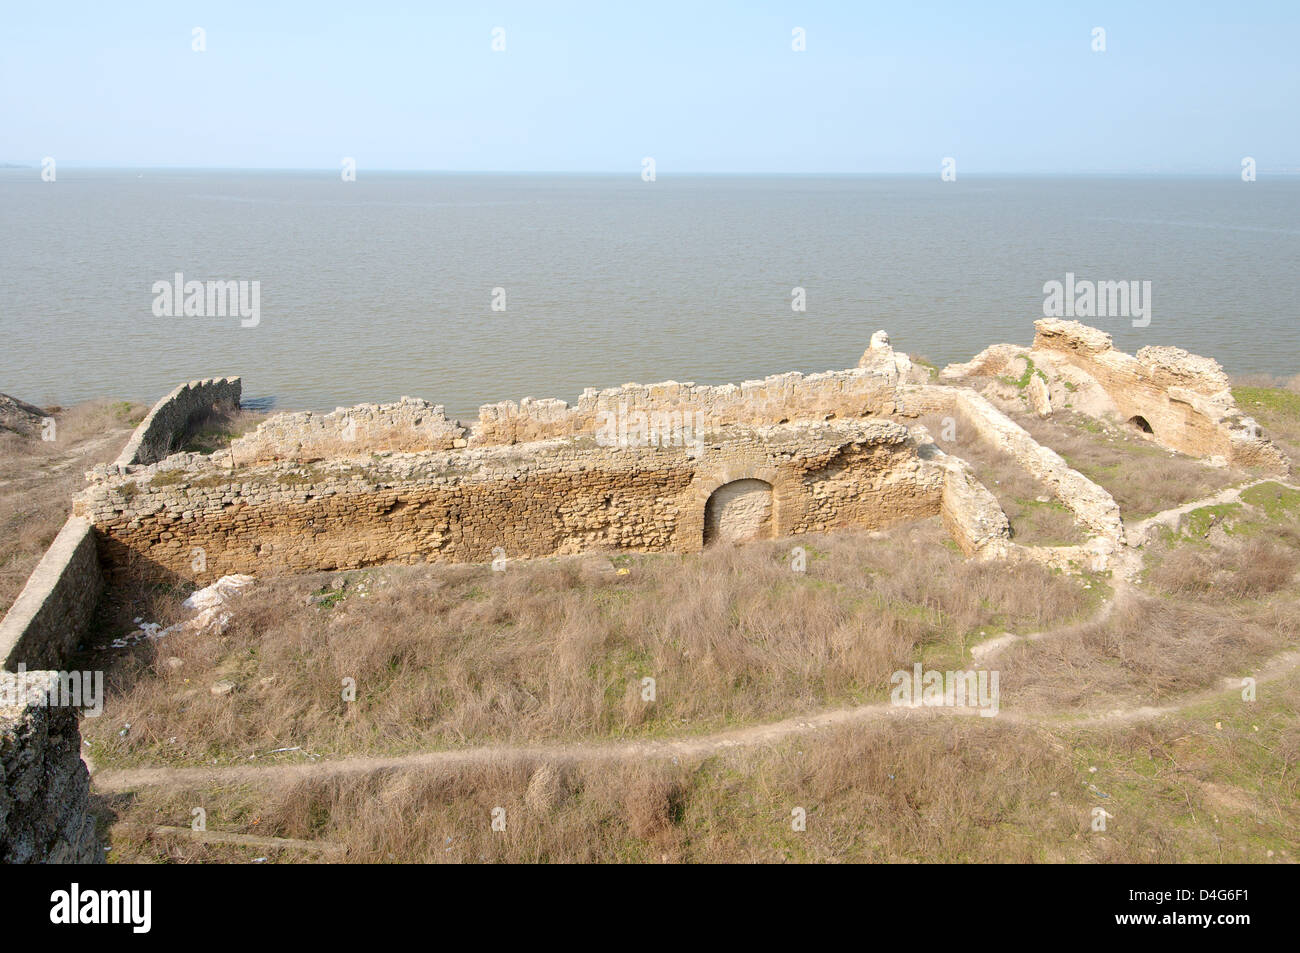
[[312, 586, 346, 610], [999, 356, 1048, 391], [109, 401, 147, 427], [1240, 481, 1300, 520], [185, 425, 241, 455], [1182, 502, 1244, 539], [1233, 387, 1300, 419], [911, 356, 940, 381]]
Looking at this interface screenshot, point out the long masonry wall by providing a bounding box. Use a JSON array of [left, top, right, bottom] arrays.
[[471, 356, 906, 446], [76, 419, 958, 585], [116, 376, 242, 467]]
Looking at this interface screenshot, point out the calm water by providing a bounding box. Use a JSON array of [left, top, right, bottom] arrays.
[[2, 170, 1297, 421]]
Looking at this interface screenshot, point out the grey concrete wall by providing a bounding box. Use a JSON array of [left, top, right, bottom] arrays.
[[0, 517, 103, 672]]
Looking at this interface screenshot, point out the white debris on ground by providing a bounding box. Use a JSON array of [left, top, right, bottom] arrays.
[[102, 574, 255, 650], [182, 574, 255, 610]]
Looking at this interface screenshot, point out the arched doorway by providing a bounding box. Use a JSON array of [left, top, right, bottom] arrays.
[[703, 479, 774, 545], [1127, 415, 1154, 435]]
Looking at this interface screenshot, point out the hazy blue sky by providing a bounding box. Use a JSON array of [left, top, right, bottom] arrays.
[[3, 1, 1296, 173]]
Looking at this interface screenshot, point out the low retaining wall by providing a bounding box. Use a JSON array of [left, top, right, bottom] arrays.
[[0, 670, 101, 864], [115, 376, 242, 467], [0, 518, 102, 672]]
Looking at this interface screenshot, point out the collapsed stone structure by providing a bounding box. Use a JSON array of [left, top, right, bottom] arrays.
[[73, 338, 1009, 588], [943, 319, 1288, 472]]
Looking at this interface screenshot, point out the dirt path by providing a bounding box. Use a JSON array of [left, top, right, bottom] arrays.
[[1126, 477, 1298, 546], [90, 482, 1300, 795], [92, 645, 1300, 794]]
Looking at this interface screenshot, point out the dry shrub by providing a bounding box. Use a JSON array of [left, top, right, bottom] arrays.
[[80, 518, 1093, 765], [1000, 594, 1298, 707], [1152, 538, 1298, 600], [0, 399, 146, 617], [1014, 411, 1244, 519]]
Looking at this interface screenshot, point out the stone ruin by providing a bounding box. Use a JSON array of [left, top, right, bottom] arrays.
[[2, 319, 1291, 863], [943, 319, 1288, 471], [66, 320, 1287, 593]]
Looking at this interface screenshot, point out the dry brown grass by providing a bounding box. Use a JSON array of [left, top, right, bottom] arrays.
[[0, 399, 146, 617], [95, 683, 1300, 863], [1002, 509, 1300, 710], [999, 596, 1297, 709], [1151, 538, 1300, 600], [179, 405, 267, 456], [79, 519, 1096, 767], [1012, 410, 1244, 520]]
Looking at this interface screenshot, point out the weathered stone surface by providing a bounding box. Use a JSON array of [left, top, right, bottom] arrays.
[[475, 345, 905, 447], [0, 393, 48, 438], [77, 419, 962, 584], [704, 478, 774, 544], [0, 670, 101, 864], [229, 397, 466, 464], [0, 518, 102, 672], [116, 377, 242, 467], [1027, 372, 1052, 418]]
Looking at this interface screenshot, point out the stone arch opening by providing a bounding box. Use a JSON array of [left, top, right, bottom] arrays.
[[1127, 415, 1154, 435], [703, 479, 774, 545]]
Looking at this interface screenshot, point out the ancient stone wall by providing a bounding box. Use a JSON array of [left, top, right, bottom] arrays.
[[0, 670, 101, 864], [228, 397, 467, 464], [77, 419, 959, 584], [0, 377, 239, 675], [473, 346, 906, 446], [900, 382, 1125, 570], [0, 517, 103, 672], [116, 376, 242, 466]]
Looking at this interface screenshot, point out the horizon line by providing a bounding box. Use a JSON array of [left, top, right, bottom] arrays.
[[4, 164, 1299, 177]]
